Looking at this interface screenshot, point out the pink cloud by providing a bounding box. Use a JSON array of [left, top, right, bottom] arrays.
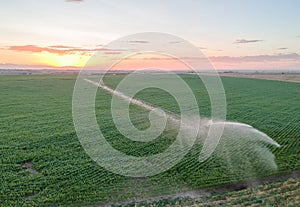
[[0, 63, 80, 70], [48, 45, 79, 49], [5, 45, 108, 56]]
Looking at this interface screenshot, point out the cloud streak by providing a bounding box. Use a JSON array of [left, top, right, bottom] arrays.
[[48, 45, 79, 49], [6, 45, 98, 55], [210, 53, 300, 63], [278, 47, 288, 50], [128, 40, 149, 44], [104, 51, 122, 55], [0, 63, 80, 69], [66, 0, 84, 3], [4, 45, 126, 56], [234, 39, 263, 44]]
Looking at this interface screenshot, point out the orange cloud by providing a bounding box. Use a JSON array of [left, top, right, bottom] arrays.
[[4, 44, 129, 57], [104, 51, 122, 55], [48, 45, 79, 49], [6, 45, 105, 56]]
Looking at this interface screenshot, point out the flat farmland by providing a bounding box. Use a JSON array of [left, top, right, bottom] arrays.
[[0, 74, 299, 206], [220, 72, 300, 83]]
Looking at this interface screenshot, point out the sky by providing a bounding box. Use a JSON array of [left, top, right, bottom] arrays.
[[1, 0, 300, 70]]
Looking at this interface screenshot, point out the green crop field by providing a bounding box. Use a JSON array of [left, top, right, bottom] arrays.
[[0, 74, 299, 206]]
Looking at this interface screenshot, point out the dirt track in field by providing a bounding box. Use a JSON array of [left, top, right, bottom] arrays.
[[220, 73, 300, 83], [101, 170, 300, 207]]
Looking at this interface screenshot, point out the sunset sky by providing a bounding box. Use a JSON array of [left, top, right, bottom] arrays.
[[1, 0, 300, 70]]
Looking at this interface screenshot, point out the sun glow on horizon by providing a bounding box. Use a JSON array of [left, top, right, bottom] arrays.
[[40, 53, 90, 68]]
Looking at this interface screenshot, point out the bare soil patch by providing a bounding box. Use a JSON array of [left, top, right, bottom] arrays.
[[21, 160, 40, 175]]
